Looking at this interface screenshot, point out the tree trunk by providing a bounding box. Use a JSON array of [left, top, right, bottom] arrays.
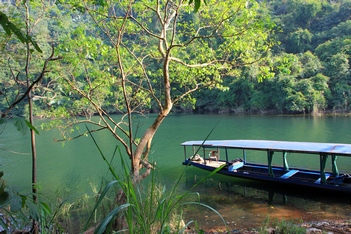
[[132, 108, 171, 182], [25, 1, 38, 232], [29, 90, 38, 234]]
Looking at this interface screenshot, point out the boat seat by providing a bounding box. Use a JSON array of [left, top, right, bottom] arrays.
[[280, 170, 299, 179], [315, 173, 331, 184], [246, 164, 267, 169], [228, 161, 244, 172]]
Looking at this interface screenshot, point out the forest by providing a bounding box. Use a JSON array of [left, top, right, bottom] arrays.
[[196, 0, 351, 114], [1, 0, 351, 233], [1, 0, 351, 118]]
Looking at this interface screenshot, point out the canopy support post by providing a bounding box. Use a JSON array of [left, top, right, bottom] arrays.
[[283, 151, 289, 171], [332, 154, 339, 175], [320, 153, 328, 184], [225, 148, 228, 163], [267, 150, 274, 177]]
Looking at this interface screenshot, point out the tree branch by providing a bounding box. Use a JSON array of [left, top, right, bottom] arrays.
[[1, 45, 61, 118]]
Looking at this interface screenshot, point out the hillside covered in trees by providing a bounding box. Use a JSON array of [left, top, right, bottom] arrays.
[[196, 0, 351, 114], [1, 0, 351, 117]]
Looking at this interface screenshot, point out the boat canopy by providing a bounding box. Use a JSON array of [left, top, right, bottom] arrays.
[[181, 140, 351, 156]]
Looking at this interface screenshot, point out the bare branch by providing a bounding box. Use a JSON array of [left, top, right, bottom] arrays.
[[59, 73, 136, 158], [54, 125, 107, 142], [1, 45, 61, 118], [121, 44, 163, 109], [171, 56, 218, 68]]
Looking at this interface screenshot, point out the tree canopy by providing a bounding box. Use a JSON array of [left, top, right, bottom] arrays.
[[37, 0, 273, 181], [3, 0, 351, 119], [2, 0, 351, 181]]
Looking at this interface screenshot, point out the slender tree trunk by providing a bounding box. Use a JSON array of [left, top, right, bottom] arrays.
[[29, 88, 38, 234], [24, 1, 38, 233]]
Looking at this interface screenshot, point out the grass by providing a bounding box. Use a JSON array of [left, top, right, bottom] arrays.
[[259, 217, 306, 234], [84, 125, 229, 234], [0, 187, 71, 233]]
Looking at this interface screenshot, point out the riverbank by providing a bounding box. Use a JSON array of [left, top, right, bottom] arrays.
[[186, 219, 351, 233]]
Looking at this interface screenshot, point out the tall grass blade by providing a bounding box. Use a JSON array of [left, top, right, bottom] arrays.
[[84, 120, 227, 233], [156, 120, 222, 230], [95, 203, 130, 234], [185, 120, 220, 162], [182, 201, 227, 228], [0, 216, 8, 233], [85, 125, 119, 179], [84, 180, 119, 231], [181, 220, 195, 232], [169, 120, 220, 199]]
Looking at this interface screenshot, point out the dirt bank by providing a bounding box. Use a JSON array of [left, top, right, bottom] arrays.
[[185, 219, 351, 233]]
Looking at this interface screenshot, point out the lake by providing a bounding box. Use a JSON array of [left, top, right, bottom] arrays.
[[1, 114, 351, 230]]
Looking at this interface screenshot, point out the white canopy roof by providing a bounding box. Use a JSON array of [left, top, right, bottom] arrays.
[[181, 140, 351, 156]]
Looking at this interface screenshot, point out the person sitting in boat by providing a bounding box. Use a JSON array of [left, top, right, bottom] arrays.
[[189, 154, 203, 162], [209, 150, 219, 162], [230, 158, 243, 164]]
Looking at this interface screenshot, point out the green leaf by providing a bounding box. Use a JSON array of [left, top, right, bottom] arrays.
[[0, 217, 8, 233], [194, 0, 201, 12], [0, 118, 6, 125], [95, 204, 130, 234], [27, 35, 43, 53], [13, 117, 27, 136], [95, 0, 107, 6], [0, 11, 42, 53], [27, 201, 40, 221], [25, 120, 39, 135], [84, 180, 120, 229], [0, 11, 27, 43], [39, 201, 52, 216], [10, 194, 24, 212]]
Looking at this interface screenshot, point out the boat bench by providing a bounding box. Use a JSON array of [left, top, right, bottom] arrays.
[[228, 161, 244, 172], [315, 173, 331, 184], [280, 170, 299, 179]]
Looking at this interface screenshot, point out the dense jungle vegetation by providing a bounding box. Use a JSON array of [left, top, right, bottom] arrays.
[[196, 0, 351, 114], [1, 0, 351, 117], [1, 0, 350, 232]]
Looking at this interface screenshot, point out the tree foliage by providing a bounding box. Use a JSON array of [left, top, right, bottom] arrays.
[[2, 0, 351, 118], [194, 0, 351, 114], [45, 0, 275, 182], [2, 0, 351, 231]]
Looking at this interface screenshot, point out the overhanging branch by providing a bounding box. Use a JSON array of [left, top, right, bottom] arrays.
[[1, 45, 61, 118]]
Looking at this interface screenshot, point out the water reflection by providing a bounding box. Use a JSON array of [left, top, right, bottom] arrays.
[[2, 114, 351, 230], [182, 167, 351, 230]]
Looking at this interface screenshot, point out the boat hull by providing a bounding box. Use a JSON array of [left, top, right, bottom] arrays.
[[183, 159, 351, 194]]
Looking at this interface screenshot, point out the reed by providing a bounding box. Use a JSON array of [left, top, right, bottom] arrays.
[[85, 125, 228, 233]]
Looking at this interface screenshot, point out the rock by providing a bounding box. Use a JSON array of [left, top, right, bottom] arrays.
[[265, 227, 275, 233], [314, 221, 330, 227], [306, 227, 322, 234]]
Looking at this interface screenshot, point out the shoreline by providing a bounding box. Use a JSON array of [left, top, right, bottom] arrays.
[[185, 219, 351, 233]]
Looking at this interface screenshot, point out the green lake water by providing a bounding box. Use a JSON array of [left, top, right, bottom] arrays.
[[1, 114, 351, 230]]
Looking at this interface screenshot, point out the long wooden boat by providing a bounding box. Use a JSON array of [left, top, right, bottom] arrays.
[[181, 140, 351, 193]]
